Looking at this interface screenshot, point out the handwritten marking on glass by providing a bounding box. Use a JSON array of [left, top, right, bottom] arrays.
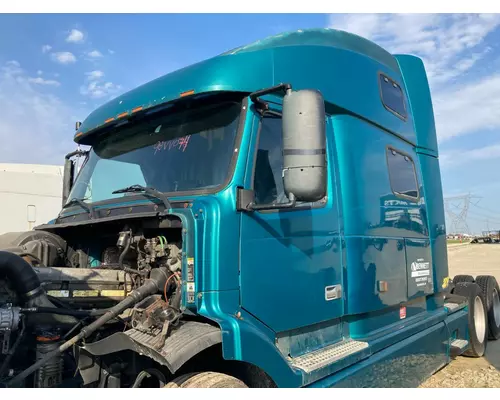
[[154, 135, 191, 154]]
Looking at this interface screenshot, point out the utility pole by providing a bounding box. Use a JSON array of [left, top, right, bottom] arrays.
[[444, 193, 481, 235]]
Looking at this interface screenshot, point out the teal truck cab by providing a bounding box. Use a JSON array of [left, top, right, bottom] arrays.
[[0, 28, 499, 388]]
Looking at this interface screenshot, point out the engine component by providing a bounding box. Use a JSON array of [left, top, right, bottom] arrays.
[[34, 331, 63, 388], [0, 306, 19, 333], [0, 251, 43, 300], [34, 267, 132, 306], [0, 231, 67, 267], [101, 247, 120, 266], [0, 305, 20, 354], [7, 267, 169, 387], [70, 250, 89, 269], [0, 251, 77, 328]]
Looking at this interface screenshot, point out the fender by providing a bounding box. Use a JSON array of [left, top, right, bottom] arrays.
[[81, 321, 221, 375]]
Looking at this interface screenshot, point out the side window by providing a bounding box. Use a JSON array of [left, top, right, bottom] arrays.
[[253, 114, 327, 207], [253, 115, 287, 205], [379, 74, 407, 120], [386, 148, 419, 200]]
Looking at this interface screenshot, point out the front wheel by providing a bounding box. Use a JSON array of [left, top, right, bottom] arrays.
[[164, 372, 248, 388], [453, 282, 488, 357]]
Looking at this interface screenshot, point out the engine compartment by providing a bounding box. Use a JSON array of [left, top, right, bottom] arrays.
[[0, 215, 186, 387]]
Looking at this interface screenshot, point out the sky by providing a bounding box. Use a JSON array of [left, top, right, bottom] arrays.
[[0, 13, 499, 233]]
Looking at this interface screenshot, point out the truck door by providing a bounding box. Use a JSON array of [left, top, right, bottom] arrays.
[[239, 109, 344, 334], [385, 146, 434, 300]]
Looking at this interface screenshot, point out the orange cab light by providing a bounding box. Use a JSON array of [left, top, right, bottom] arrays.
[[75, 132, 83, 137], [117, 112, 128, 119], [180, 90, 195, 98], [104, 117, 115, 124], [132, 106, 143, 113]]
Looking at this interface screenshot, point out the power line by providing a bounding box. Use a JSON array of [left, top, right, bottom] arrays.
[[444, 193, 481, 235]]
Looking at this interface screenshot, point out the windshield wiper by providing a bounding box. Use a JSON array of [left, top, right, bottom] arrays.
[[112, 184, 172, 211], [61, 198, 96, 219]]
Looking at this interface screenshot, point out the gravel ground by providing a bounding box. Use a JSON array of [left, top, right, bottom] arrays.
[[420, 244, 500, 388]]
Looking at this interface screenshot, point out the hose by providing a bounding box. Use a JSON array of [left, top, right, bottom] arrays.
[[118, 233, 131, 271], [6, 267, 169, 387], [0, 251, 42, 299]]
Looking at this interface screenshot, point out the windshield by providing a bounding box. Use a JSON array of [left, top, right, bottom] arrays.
[[68, 100, 242, 204]]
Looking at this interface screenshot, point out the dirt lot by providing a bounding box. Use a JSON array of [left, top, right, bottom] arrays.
[[420, 243, 500, 388]]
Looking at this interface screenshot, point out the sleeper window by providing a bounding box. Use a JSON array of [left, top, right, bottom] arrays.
[[380, 74, 407, 120], [387, 148, 419, 200]]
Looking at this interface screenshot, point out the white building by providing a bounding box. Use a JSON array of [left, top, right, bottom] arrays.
[[0, 163, 63, 234]]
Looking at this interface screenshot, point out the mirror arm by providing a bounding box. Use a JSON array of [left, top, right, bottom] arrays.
[[249, 83, 292, 114]]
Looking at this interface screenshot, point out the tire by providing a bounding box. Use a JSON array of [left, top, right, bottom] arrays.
[[453, 275, 474, 285], [164, 372, 248, 388], [453, 282, 488, 357], [475, 275, 500, 340]]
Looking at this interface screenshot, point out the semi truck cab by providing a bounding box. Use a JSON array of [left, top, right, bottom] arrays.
[[0, 28, 497, 388]]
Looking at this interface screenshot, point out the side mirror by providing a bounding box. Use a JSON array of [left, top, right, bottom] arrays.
[[282, 89, 326, 202], [62, 158, 75, 206]]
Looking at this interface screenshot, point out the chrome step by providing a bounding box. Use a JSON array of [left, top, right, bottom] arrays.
[[450, 338, 469, 357], [291, 339, 368, 374]]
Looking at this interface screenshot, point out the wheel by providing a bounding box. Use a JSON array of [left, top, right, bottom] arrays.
[[164, 372, 248, 388], [453, 275, 474, 285], [475, 275, 500, 340], [453, 282, 488, 357]]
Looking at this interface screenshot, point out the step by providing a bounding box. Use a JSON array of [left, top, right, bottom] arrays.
[[291, 339, 368, 374], [450, 338, 469, 357], [444, 302, 461, 312]]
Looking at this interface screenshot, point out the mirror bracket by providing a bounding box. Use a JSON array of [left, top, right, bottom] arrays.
[[249, 83, 292, 114], [236, 188, 296, 212]]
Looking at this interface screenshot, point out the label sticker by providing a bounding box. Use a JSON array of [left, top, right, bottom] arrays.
[[186, 282, 195, 292], [411, 269, 430, 278], [400, 306, 407, 319], [411, 260, 430, 272], [187, 258, 194, 282]]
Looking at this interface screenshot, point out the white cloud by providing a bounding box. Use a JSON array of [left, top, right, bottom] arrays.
[[51, 51, 77, 64], [87, 50, 103, 58], [27, 77, 61, 87], [329, 14, 500, 88], [37, 70, 43, 75], [66, 29, 84, 43], [80, 80, 121, 99], [108, 49, 115, 55], [41, 45, 52, 54], [329, 13, 500, 143], [85, 70, 104, 80], [0, 61, 85, 165], [433, 74, 500, 142]]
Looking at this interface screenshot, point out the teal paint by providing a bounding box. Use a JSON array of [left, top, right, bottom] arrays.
[[48, 29, 466, 387]]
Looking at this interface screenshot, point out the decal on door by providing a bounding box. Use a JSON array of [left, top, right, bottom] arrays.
[[411, 259, 430, 287]]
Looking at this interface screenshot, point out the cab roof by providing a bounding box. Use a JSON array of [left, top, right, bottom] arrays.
[[75, 28, 418, 148]]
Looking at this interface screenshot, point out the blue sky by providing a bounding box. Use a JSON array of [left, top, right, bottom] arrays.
[[0, 13, 499, 233]]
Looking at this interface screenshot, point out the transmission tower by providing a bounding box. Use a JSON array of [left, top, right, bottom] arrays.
[[444, 193, 481, 235]]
